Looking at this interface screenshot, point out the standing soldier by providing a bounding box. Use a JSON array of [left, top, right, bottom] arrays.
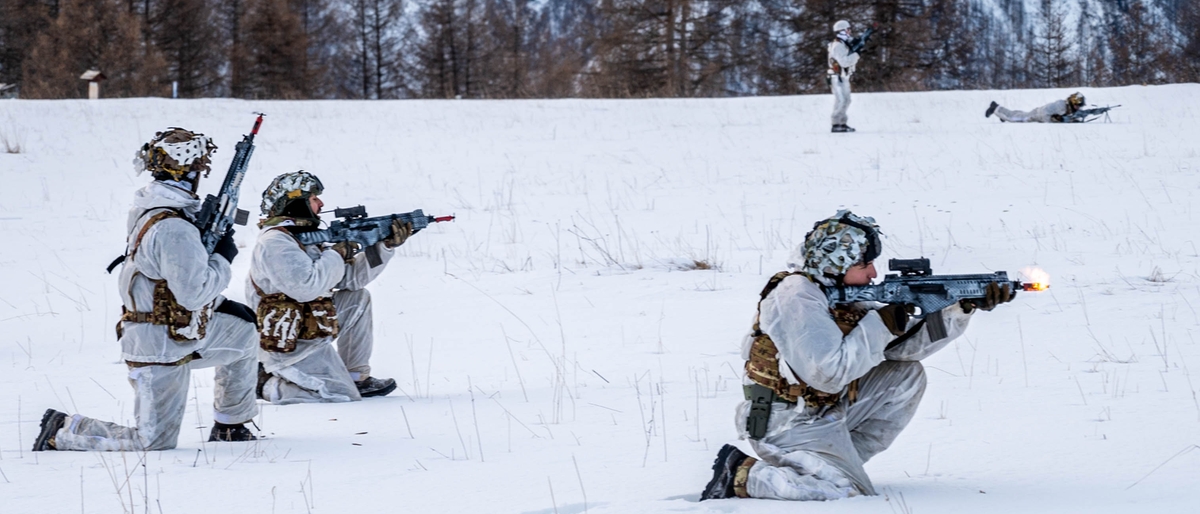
[[828, 20, 863, 133], [248, 171, 411, 404], [700, 211, 1013, 501], [986, 92, 1087, 123], [33, 128, 260, 452]]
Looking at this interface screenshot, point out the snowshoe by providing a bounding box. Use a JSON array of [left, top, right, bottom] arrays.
[[355, 376, 397, 398], [32, 409, 68, 451], [700, 444, 749, 501], [985, 101, 999, 118], [208, 422, 257, 442]]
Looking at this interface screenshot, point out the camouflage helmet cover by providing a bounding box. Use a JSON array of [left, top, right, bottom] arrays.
[[134, 128, 217, 181], [788, 210, 882, 285], [261, 171, 325, 217], [1067, 92, 1085, 108]]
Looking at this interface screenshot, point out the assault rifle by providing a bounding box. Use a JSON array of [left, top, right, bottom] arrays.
[[847, 25, 876, 53], [196, 113, 264, 253], [295, 206, 455, 267], [825, 258, 1046, 340], [1061, 105, 1120, 123]]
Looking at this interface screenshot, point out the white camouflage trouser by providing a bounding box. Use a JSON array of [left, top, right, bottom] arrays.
[[260, 289, 374, 404], [54, 313, 259, 451], [742, 360, 927, 500], [831, 76, 852, 126], [994, 105, 1053, 123]]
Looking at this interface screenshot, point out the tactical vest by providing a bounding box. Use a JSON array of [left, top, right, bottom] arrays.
[[745, 271, 861, 408], [251, 228, 339, 353], [828, 40, 847, 76], [116, 209, 212, 343]]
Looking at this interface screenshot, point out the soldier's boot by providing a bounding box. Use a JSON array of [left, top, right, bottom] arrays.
[[32, 409, 68, 451], [985, 101, 999, 118], [831, 125, 851, 133], [355, 376, 397, 398], [700, 444, 750, 501], [209, 422, 258, 442]]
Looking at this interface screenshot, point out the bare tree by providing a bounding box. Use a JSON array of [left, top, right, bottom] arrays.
[[348, 0, 404, 98], [150, 0, 223, 97], [239, 0, 309, 98], [0, 0, 55, 90], [415, 0, 463, 98], [1030, 0, 1076, 88], [1179, 1, 1200, 82], [579, 0, 745, 98], [22, 0, 166, 98], [1107, 0, 1163, 85], [288, 0, 347, 98]]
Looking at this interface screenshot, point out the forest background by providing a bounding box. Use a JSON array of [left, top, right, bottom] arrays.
[[1, 0, 1198, 100]]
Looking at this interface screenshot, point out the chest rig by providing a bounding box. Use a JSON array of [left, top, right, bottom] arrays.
[[116, 209, 212, 344], [744, 272, 866, 440], [252, 227, 339, 353], [745, 271, 863, 407]]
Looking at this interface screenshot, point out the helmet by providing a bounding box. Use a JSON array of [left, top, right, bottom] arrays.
[[833, 20, 850, 32], [261, 171, 325, 219], [134, 128, 217, 185], [1067, 92, 1085, 108], [788, 210, 882, 285]]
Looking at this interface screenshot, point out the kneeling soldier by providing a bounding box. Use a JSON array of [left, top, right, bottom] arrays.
[[700, 211, 1012, 501], [34, 128, 259, 452], [249, 171, 411, 404]]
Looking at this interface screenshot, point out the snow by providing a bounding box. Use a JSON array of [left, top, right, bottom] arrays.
[[2, 84, 1199, 513]]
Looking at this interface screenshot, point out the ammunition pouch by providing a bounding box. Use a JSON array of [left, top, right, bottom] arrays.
[[116, 281, 211, 342], [115, 208, 211, 342], [256, 293, 339, 353]]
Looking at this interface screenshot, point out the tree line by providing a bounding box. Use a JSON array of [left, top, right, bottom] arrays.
[[1, 0, 1197, 100]]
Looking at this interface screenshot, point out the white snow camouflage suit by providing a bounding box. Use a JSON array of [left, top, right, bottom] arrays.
[[733, 274, 972, 500], [993, 99, 1071, 123], [247, 222, 394, 404], [54, 182, 258, 451], [827, 36, 860, 127]]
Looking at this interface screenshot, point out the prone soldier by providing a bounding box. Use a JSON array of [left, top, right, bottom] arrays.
[[985, 92, 1110, 123]]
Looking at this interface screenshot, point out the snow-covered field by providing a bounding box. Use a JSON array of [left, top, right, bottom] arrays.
[[1, 85, 1198, 513]]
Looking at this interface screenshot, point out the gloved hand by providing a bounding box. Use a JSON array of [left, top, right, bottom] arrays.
[[331, 241, 361, 262], [384, 220, 413, 249], [961, 282, 1014, 313], [876, 303, 914, 336], [214, 230, 238, 263]]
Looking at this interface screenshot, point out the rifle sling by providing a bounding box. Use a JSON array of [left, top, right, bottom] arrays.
[[884, 308, 948, 351]]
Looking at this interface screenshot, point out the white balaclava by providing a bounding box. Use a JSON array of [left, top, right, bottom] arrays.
[[833, 20, 852, 41]]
